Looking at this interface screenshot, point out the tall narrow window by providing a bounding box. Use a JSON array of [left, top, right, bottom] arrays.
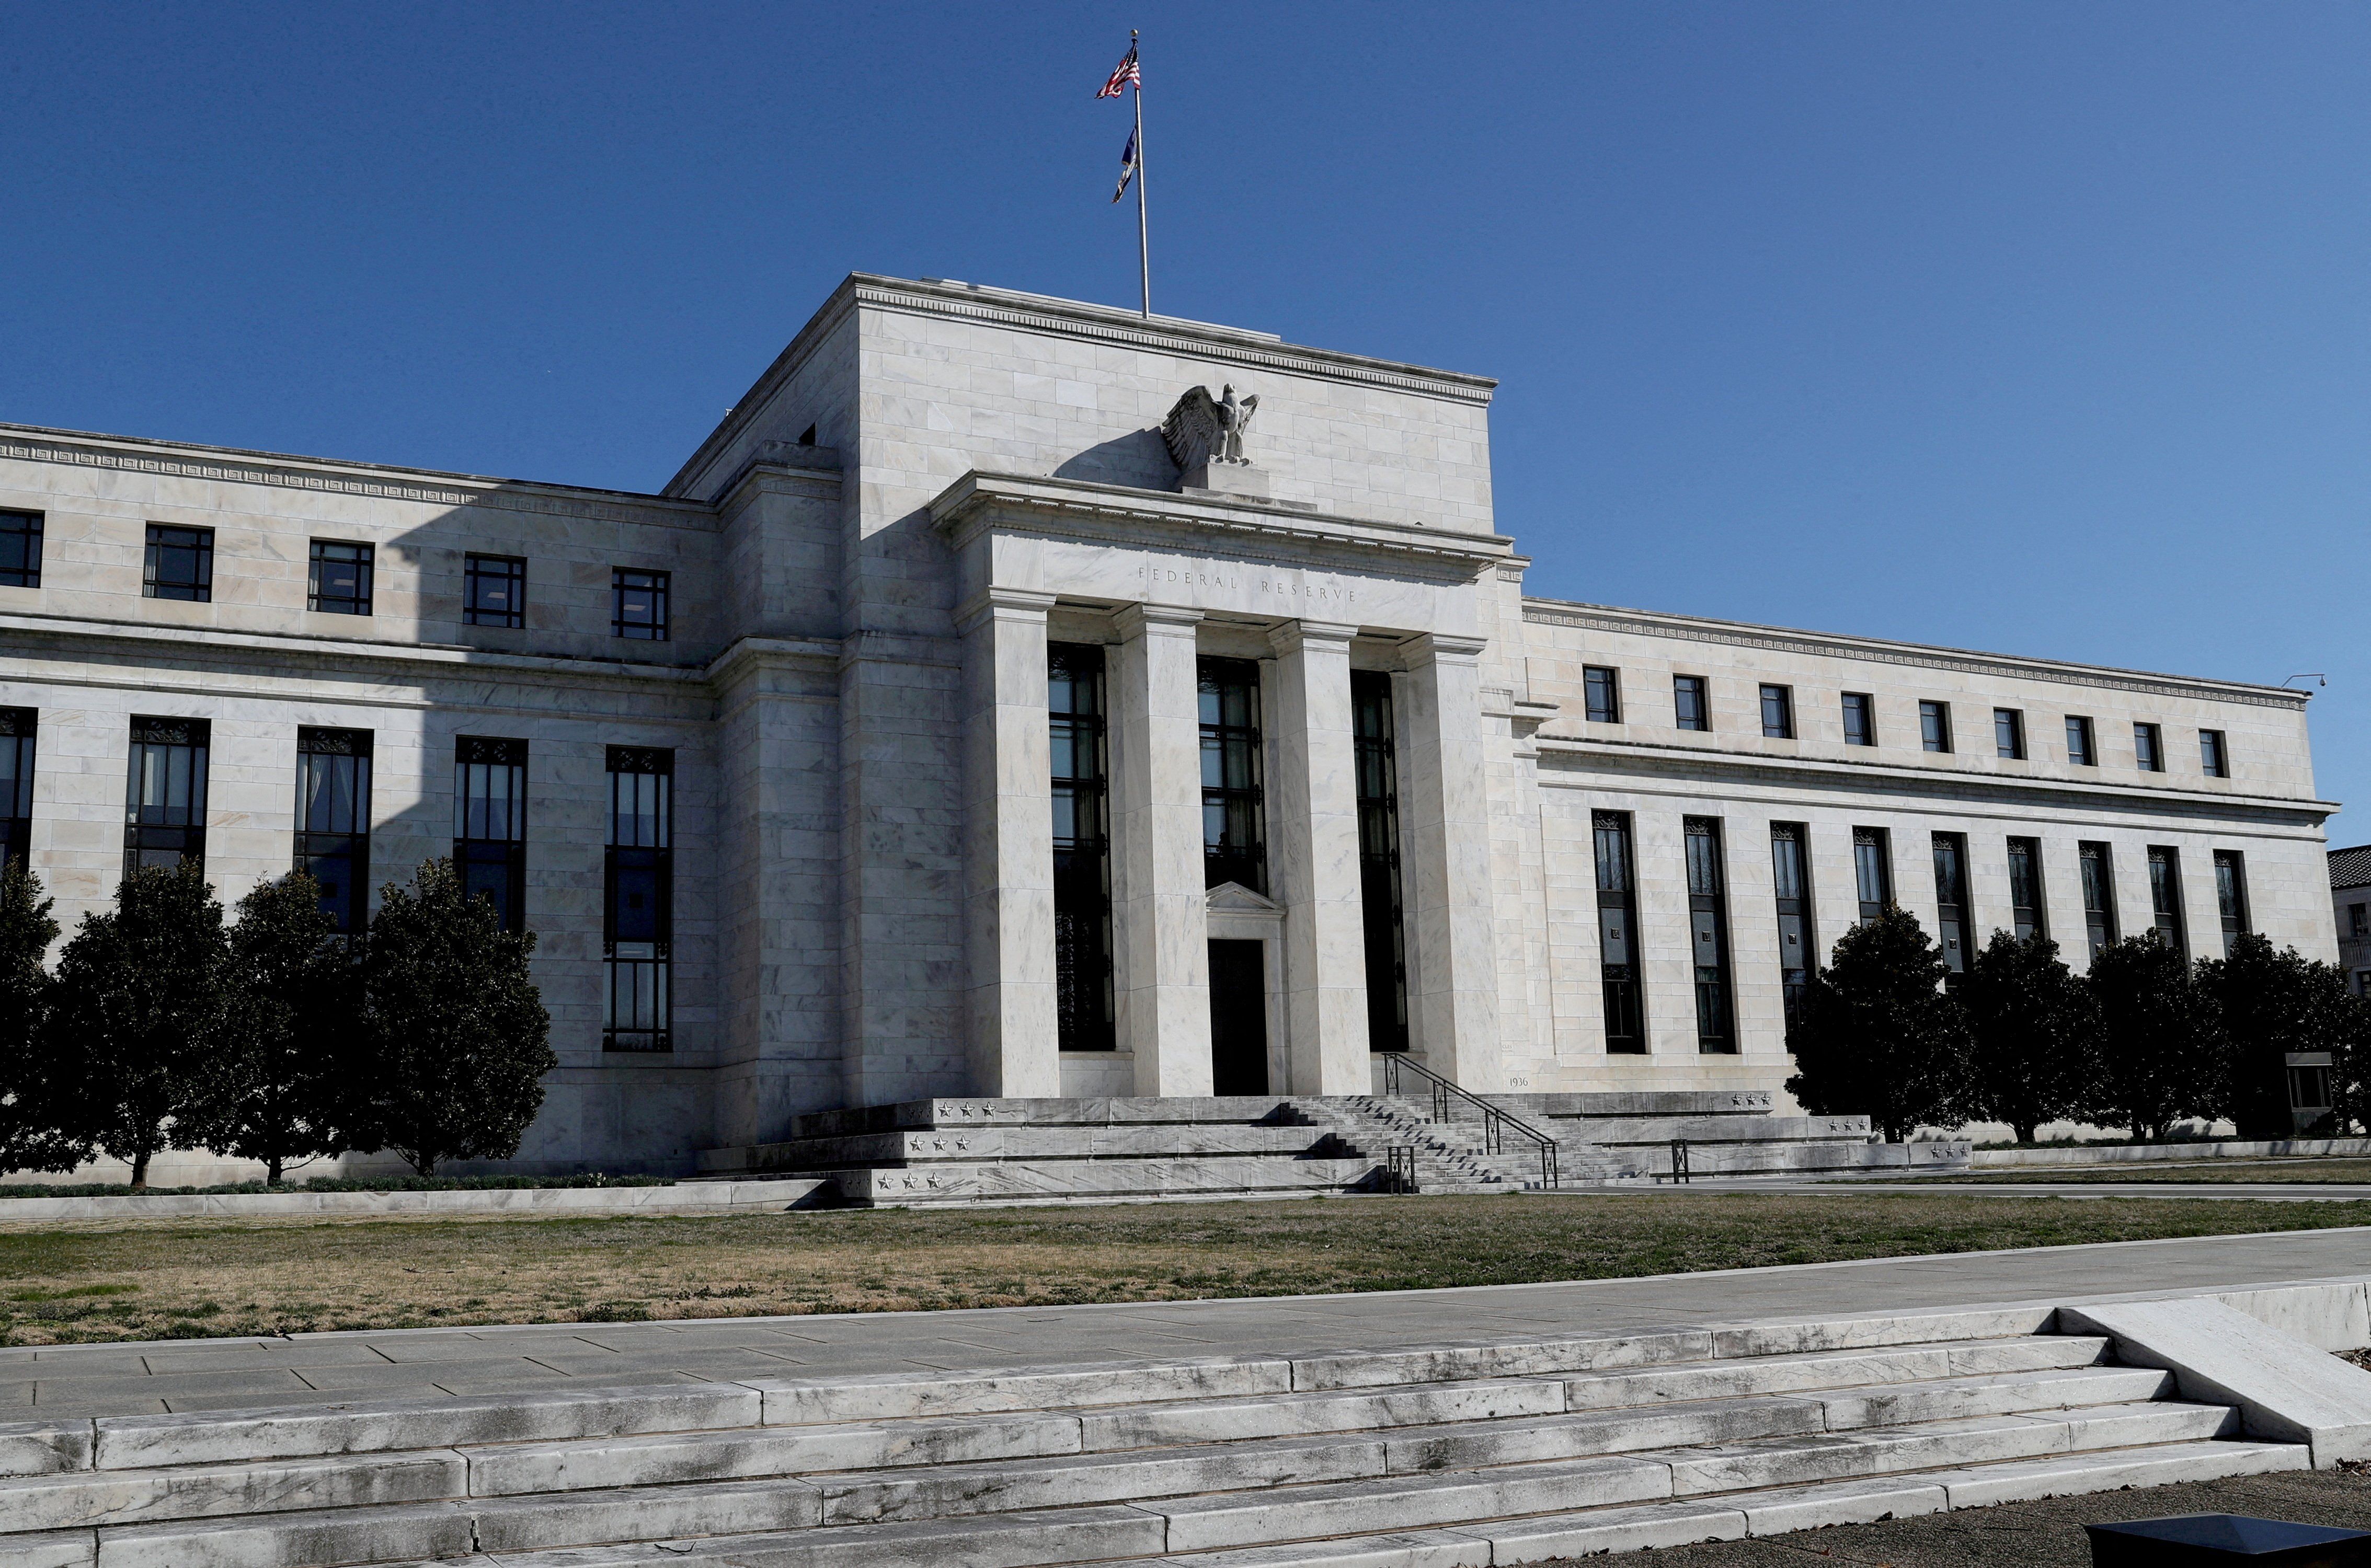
[[1994, 708, 2026, 760], [2214, 850, 2249, 956], [454, 736, 528, 932], [1932, 833, 1971, 983], [0, 709, 34, 870], [1352, 671, 1407, 1054], [1920, 701, 1953, 754], [143, 525, 213, 602], [612, 568, 670, 641], [1770, 823, 1814, 1025], [2148, 845, 2186, 957], [2200, 730, 2229, 778], [2007, 836, 2045, 941], [2134, 722, 2164, 773], [604, 747, 672, 1052], [307, 541, 374, 616], [2353, 903, 2368, 939], [1583, 666, 1621, 724], [2065, 716, 2097, 767], [2079, 841, 2118, 960], [1198, 657, 1265, 893], [1050, 645, 1114, 1053], [125, 717, 208, 875], [1841, 692, 1876, 747], [0, 511, 42, 589], [1759, 684, 1794, 739], [1593, 811, 1645, 1053], [465, 554, 526, 628], [295, 728, 371, 934], [1673, 674, 1710, 732], [1686, 817, 1736, 1053], [1853, 827, 1892, 924]]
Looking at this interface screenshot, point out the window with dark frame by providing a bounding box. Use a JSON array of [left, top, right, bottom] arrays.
[[2007, 836, 2045, 941], [306, 541, 374, 616], [2200, 730, 2229, 778], [464, 554, 526, 629], [2148, 845, 2187, 958], [2134, 722, 2164, 773], [1674, 674, 1710, 732], [143, 525, 213, 602], [2066, 716, 2097, 767], [1995, 708, 2026, 760], [2079, 841, 2118, 960], [0, 511, 42, 589], [604, 747, 673, 1053], [1051, 644, 1115, 1053], [1759, 684, 1794, 739], [125, 717, 208, 875], [0, 709, 34, 872], [1593, 811, 1645, 1053], [1352, 671, 1409, 1055], [1770, 823, 1814, 1026], [295, 728, 371, 935], [2353, 902, 2368, 939], [2214, 850, 2249, 956], [1932, 833, 1971, 984], [1686, 817, 1736, 1053], [454, 736, 528, 933], [1853, 827, 1892, 924], [1198, 657, 1266, 894], [1841, 692, 1876, 747], [1583, 666, 1621, 724], [1919, 701, 1953, 754], [612, 568, 670, 641]]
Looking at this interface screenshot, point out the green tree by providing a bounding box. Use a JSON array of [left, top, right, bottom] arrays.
[[46, 864, 228, 1188], [0, 863, 82, 1175], [2200, 932, 2368, 1140], [2082, 934, 2221, 1142], [1962, 929, 2096, 1145], [352, 858, 554, 1175], [1786, 905, 1972, 1142], [180, 872, 362, 1184]]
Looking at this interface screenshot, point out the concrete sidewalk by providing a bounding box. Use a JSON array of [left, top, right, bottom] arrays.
[[6, 1226, 2369, 1422]]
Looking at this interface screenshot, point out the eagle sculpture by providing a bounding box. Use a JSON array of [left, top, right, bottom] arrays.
[[1161, 384, 1260, 474]]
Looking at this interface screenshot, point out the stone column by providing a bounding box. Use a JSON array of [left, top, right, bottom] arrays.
[[956, 588, 1059, 1099], [1267, 619, 1369, 1093], [1109, 604, 1213, 1096], [1400, 633, 1502, 1090]]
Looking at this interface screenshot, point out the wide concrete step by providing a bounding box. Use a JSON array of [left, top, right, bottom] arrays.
[[821, 1157, 1380, 1206], [714, 1125, 1338, 1172], [1572, 1115, 1876, 1146]]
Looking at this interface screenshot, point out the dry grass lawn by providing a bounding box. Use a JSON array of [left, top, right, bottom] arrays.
[[3, 1192, 2368, 1346]]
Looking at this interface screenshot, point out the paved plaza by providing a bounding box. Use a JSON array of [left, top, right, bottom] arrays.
[[9, 1225, 2367, 1422]]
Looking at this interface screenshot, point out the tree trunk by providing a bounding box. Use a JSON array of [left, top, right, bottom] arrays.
[[129, 1148, 151, 1191], [2011, 1121, 2036, 1145], [266, 1155, 283, 1186]]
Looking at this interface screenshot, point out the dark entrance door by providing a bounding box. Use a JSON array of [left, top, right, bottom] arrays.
[[1207, 939, 1268, 1096]]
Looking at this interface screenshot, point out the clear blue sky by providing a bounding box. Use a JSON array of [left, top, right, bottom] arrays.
[[5, 4, 2365, 833]]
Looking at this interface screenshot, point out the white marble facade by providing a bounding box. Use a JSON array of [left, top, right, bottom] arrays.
[[0, 276, 2337, 1171]]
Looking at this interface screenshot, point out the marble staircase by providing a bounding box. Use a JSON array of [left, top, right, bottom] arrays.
[[1502, 1091, 1975, 1179], [1281, 1096, 1634, 1191], [5, 1308, 2308, 1567]]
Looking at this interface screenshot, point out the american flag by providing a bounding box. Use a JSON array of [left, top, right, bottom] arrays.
[[1096, 43, 1139, 99]]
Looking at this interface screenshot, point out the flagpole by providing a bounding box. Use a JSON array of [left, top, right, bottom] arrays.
[[1132, 30, 1150, 318]]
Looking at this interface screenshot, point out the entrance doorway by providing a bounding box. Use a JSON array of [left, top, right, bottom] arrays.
[[1207, 939, 1268, 1096]]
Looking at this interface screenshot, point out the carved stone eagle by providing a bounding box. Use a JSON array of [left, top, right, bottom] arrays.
[[1162, 384, 1259, 472]]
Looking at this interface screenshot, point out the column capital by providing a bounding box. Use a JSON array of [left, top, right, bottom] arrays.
[[1114, 602, 1206, 640], [1267, 619, 1361, 655], [953, 587, 1058, 635], [1404, 632, 1487, 666]]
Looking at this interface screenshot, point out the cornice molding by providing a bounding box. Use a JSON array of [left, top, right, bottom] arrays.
[[0, 425, 713, 531], [1533, 734, 2335, 823], [1524, 599, 2308, 711], [931, 470, 1510, 582]]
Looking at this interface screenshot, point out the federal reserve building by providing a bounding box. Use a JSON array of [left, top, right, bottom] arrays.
[[0, 276, 2338, 1188]]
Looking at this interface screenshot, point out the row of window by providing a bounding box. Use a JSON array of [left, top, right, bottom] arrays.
[[0, 712, 674, 1053], [1589, 812, 2252, 1053], [0, 512, 673, 640], [1581, 667, 2232, 778]]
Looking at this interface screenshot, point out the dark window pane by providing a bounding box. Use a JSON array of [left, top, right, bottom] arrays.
[[2200, 729, 2228, 778], [307, 540, 374, 615], [613, 568, 670, 640], [1853, 826, 1891, 923], [1198, 657, 1265, 894], [2066, 716, 2096, 767], [143, 525, 213, 602], [465, 555, 526, 629], [1352, 671, 1407, 1053], [1841, 693, 1875, 746], [1674, 675, 1709, 732], [1594, 811, 1644, 1053], [1995, 708, 2024, 759], [1686, 817, 1735, 1052], [1583, 666, 1620, 724], [1920, 701, 1952, 753], [454, 737, 527, 932], [0, 511, 43, 589], [1760, 684, 1793, 739], [2135, 723, 2163, 773]]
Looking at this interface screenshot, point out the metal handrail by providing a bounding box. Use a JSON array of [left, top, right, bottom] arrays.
[[1375, 1053, 1560, 1189], [1384, 1144, 1419, 1194], [1653, 1137, 1692, 1185]]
